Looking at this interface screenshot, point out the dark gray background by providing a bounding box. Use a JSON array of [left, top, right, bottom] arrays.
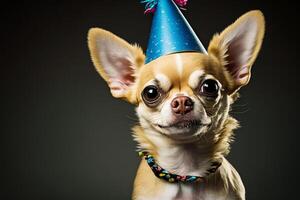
[[1, 0, 299, 199]]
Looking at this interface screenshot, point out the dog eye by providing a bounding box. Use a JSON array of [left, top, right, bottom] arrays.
[[200, 79, 219, 98], [142, 85, 162, 107]]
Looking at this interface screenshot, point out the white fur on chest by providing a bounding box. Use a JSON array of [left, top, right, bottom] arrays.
[[160, 183, 198, 200], [142, 129, 212, 177], [139, 183, 197, 200], [155, 143, 212, 177], [139, 183, 228, 200]]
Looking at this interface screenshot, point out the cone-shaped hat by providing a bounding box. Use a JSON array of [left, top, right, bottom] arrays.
[[142, 0, 207, 63]]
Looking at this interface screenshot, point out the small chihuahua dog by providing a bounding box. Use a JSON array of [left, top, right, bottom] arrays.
[[88, 10, 264, 200]]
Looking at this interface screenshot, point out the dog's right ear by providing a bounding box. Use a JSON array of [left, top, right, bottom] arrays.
[[88, 28, 145, 103]]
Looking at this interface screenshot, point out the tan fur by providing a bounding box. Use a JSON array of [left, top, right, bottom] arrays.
[[87, 10, 265, 200], [132, 116, 241, 199], [208, 10, 265, 93], [87, 28, 145, 103]]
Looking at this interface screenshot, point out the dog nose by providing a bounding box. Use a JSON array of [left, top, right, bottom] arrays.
[[171, 96, 194, 115]]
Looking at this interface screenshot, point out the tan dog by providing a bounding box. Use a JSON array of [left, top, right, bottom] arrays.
[[88, 10, 265, 200]]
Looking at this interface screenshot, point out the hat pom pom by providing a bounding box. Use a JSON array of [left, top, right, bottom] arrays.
[[174, 0, 188, 7], [141, 0, 189, 14]]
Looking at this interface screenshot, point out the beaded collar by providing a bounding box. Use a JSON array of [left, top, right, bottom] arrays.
[[138, 151, 221, 184]]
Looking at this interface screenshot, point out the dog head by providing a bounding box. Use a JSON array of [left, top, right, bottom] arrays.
[[88, 11, 265, 142]]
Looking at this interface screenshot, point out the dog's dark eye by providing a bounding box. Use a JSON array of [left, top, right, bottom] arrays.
[[142, 85, 161, 107], [200, 79, 219, 98]]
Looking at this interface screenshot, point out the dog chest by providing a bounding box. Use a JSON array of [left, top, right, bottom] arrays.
[[149, 183, 203, 200]]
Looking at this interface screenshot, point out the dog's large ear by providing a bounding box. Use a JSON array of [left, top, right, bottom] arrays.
[[208, 10, 265, 94], [88, 28, 145, 103]]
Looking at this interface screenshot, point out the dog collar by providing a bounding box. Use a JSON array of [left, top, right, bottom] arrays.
[[138, 151, 221, 183]]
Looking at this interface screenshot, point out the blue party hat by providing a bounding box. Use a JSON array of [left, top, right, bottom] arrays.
[[141, 0, 207, 64]]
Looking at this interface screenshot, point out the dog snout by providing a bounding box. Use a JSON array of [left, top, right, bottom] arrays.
[[171, 96, 194, 115]]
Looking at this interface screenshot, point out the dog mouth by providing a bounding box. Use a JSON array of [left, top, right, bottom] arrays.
[[151, 118, 212, 141], [157, 120, 202, 129]]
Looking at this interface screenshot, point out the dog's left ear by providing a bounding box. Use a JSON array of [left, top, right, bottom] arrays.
[[208, 10, 265, 94]]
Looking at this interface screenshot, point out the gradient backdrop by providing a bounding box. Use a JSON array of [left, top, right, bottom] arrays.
[[1, 1, 299, 199]]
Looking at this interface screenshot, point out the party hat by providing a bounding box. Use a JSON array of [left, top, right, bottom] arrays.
[[141, 0, 207, 64]]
